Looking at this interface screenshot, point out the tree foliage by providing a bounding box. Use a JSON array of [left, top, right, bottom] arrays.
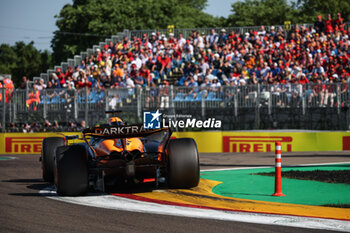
[[227, 0, 294, 26], [292, 0, 350, 23], [52, 0, 220, 63], [226, 0, 350, 27], [2, 0, 350, 83], [0, 42, 52, 86]]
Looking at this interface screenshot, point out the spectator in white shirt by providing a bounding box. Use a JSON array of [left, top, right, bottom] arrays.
[[34, 78, 47, 91], [177, 33, 186, 47], [207, 28, 218, 49], [125, 75, 135, 88]]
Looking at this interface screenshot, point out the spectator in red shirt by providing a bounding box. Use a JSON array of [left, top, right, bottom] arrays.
[[335, 13, 345, 32], [140, 64, 152, 85], [56, 68, 66, 86], [167, 33, 176, 45], [324, 79, 336, 106], [298, 73, 309, 85], [157, 52, 171, 77], [76, 70, 91, 88], [65, 66, 74, 79], [325, 14, 334, 34], [308, 78, 325, 106]]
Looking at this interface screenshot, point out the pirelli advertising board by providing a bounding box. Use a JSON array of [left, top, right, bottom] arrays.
[[0, 133, 82, 154], [174, 131, 350, 153], [0, 131, 349, 154]]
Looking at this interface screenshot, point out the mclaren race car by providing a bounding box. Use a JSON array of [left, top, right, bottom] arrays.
[[40, 111, 200, 196]]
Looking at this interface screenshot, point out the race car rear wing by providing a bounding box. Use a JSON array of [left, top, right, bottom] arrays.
[[82, 124, 171, 139]]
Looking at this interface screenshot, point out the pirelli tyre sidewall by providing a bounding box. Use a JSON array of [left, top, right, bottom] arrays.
[[41, 137, 65, 182], [167, 138, 200, 188], [55, 145, 89, 196]]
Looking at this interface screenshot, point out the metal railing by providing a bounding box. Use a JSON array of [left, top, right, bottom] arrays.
[[1, 83, 349, 131], [129, 22, 350, 39]]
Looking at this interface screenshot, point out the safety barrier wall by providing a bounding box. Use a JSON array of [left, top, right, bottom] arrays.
[[1, 131, 349, 154], [0, 132, 83, 154], [176, 131, 350, 153]]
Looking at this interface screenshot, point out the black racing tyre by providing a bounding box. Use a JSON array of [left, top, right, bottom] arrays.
[[55, 145, 89, 196], [167, 138, 200, 188], [41, 137, 65, 182]]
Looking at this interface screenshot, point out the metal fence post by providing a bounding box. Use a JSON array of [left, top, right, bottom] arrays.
[[268, 85, 272, 115], [137, 87, 142, 120], [201, 88, 205, 119], [169, 85, 174, 109], [255, 84, 260, 129], [301, 85, 306, 115], [1, 88, 5, 132], [104, 89, 110, 124], [84, 87, 89, 127], [234, 90, 238, 117], [74, 89, 78, 120], [337, 83, 341, 115], [169, 85, 175, 116], [9, 98, 12, 123], [13, 93, 16, 122], [104, 89, 109, 111], [169, 85, 178, 131], [43, 89, 47, 119]]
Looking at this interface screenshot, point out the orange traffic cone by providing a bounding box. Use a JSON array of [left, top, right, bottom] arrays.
[[272, 141, 285, 196]]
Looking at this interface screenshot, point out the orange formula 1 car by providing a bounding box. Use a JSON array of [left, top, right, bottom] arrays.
[[40, 111, 200, 196]]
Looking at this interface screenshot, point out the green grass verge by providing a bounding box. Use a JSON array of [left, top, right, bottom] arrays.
[[254, 170, 350, 185], [254, 169, 350, 208]]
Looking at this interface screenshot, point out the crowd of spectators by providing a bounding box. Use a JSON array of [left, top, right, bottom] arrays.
[[2, 13, 348, 109], [4, 120, 86, 133], [2, 14, 350, 131], [11, 14, 346, 92]]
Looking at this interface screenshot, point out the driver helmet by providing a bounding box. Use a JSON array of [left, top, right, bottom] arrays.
[[109, 117, 124, 126]]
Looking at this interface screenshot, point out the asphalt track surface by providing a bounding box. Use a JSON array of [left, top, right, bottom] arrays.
[[1, 152, 350, 233]]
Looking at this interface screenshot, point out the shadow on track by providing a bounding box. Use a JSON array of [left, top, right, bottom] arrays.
[[105, 181, 167, 194], [2, 178, 52, 197], [3, 177, 164, 196], [2, 178, 43, 183]]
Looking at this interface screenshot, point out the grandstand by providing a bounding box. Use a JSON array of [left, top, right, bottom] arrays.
[[1, 22, 350, 132]]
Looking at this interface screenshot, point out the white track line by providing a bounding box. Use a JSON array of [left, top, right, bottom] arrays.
[[0, 157, 17, 160], [41, 187, 350, 232], [201, 162, 350, 172], [201, 166, 272, 172], [40, 162, 350, 232]]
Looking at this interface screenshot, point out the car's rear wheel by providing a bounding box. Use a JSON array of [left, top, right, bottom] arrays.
[[167, 138, 200, 188], [42, 137, 65, 182], [55, 145, 89, 196]]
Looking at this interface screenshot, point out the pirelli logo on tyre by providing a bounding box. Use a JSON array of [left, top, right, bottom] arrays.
[[5, 137, 44, 153], [223, 136, 293, 152]]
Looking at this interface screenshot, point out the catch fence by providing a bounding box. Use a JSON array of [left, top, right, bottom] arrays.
[[1, 83, 349, 131]]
